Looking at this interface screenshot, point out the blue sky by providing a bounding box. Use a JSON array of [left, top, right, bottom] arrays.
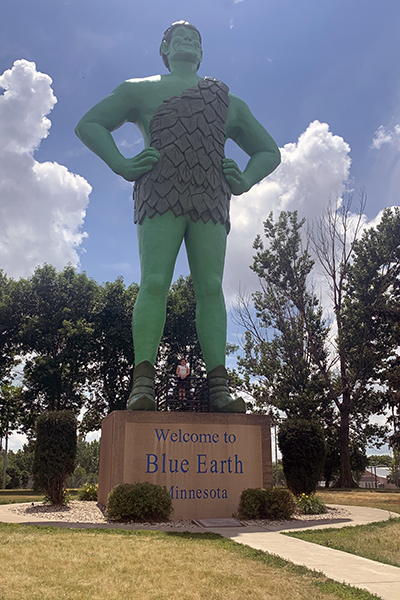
[[1, 0, 400, 450]]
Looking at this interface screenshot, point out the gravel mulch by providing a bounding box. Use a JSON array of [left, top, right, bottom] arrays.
[[8, 501, 350, 529]]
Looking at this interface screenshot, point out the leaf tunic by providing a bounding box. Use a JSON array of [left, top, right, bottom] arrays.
[[133, 78, 232, 233]]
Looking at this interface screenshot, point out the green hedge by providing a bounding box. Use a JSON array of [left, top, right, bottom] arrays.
[[278, 418, 326, 496], [32, 411, 77, 505], [106, 482, 173, 522], [238, 487, 296, 520]]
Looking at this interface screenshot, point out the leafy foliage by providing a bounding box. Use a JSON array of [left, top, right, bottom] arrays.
[[323, 430, 369, 487], [33, 410, 77, 505], [236, 203, 400, 488], [106, 482, 173, 522], [158, 275, 205, 379], [278, 418, 326, 495], [82, 278, 138, 432], [3, 443, 34, 489], [238, 487, 296, 520], [297, 493, 327, 515], [368, 455, 393, 467], [0, 271, 24, 383], [78, 483, 98, 501], [236, 211, 329, 420], [0, 383, 23, 441], [387, 449, 400, 488], [19, 265, 98, 433], [67, 437, 100, 488]]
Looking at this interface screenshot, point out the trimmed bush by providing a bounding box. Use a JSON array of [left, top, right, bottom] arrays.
[[278, 418, 326, 496], [237, 488, 266, 519], [33, 410, 77, 505], [106, 482, 173, 522], [264, 487, 296, 519], [238, 487, 296, 520]]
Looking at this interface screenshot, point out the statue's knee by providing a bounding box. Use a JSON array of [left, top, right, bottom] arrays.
[[196, 275, 223, 300], [141, 273, 169, 298]]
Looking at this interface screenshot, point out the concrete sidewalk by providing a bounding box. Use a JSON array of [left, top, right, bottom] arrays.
[[1, 503, 399, 600], [211, 506, 400, 600]]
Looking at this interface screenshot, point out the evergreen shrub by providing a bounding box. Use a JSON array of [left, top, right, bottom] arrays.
[[33, 410, 77, 505], [238, 487, 295, 520], [106, 482, 173, 522], [278, 418, 326, 496]]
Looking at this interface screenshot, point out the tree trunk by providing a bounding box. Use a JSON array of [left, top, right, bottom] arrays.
[[333, 405, 358, 488], [2, 428, 8, 489]]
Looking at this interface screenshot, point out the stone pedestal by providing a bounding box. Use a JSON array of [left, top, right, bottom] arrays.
[[98, 411, 272, 520]]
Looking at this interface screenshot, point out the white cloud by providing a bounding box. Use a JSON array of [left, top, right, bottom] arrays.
[[7, 431, 28, 452], [224, 120, 352, 303], [371, 124, 400, 150], [0, 60, 91, 279]]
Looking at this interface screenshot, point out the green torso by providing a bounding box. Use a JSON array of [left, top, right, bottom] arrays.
[[133, 77, 232, 230], [122, 73, 236, 147]]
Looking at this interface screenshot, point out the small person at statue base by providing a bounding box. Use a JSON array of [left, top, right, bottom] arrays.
[[176, 358, 190, 401]]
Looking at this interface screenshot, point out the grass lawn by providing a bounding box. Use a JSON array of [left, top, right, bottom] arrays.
[[0, 490, 79, 504], [318, 489, 400, 515], [285, 489, 400, 568], [0, 523, 381, 600], [0, 490, 45, 505], [0, 489, 80, 505], [286, 518, 400, 569]]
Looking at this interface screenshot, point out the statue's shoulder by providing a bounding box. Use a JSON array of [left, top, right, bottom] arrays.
[[202, 77, 230, 93], [117, 75, 163, 96], [124, 75, 162, 86]]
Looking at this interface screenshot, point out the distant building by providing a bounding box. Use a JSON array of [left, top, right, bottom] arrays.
[[359, 467, 396, 489]]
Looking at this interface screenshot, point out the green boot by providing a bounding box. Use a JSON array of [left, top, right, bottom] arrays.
[[207, 365, 246, 413], [127, 361, 156, 411]]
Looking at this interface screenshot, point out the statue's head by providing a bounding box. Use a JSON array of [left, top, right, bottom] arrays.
[[160, 21, 203, 71]]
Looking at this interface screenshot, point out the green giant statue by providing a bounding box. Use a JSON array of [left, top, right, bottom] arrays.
[[75, 21, 281, 413]]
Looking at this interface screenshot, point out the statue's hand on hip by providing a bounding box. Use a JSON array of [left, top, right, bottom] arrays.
[[117, 147, 161, 182], [222, 158, 250, 196]]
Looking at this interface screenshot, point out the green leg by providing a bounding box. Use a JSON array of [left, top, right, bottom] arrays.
[[132, 213, 186, 366], [185, 219, 228, 371], [185, 219, 245, 413], [128, 213, 186, 410]]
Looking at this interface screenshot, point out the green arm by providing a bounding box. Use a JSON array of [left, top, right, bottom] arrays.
[[224, 95, 281, 195], [75, 82, 160, 182]]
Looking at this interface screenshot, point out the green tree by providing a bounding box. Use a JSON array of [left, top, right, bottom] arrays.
[[368, 454, 393, 467], [1, 383, 23, 489], [0, 271, 24, 384], [158, 276, 205, 379], [237, 202, 400, 488], [323, 430, 369, 487], [388, 449, 400, 488], [5, 443, 35, 489], [67, 436, 100, 487], [272, 459, 286, 487], [235, 211, 330, 421], [19, 264, 99, 433], [82, 278, 138, 431], [323, 204, 400, 485]]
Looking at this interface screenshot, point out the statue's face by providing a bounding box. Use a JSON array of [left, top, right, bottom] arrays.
[[165, 25, 203, 67]]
